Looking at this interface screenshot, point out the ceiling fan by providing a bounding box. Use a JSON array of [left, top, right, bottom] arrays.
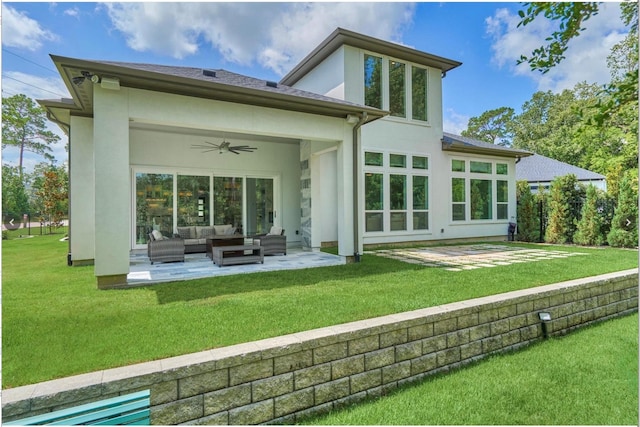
[[191, 139, 257, 155]]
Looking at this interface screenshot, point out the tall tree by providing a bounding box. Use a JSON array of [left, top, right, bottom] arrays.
[[1, 94, 60, 178], [607, 174, 638, 248], [517, 2, 601, 73], [461, 107, 515, 146]]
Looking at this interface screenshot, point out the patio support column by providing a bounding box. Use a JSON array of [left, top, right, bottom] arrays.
[[68, 116, 95, 265], [93, 86, 131, 288], [336, 123, 356, 260]]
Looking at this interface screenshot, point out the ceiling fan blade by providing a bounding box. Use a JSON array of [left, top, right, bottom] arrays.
[[228, 149, 241, 155]]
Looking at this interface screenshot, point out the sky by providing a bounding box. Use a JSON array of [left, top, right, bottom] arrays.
[[1, 2, 629, 171]]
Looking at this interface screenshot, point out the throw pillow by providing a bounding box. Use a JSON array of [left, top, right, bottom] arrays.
[[176, 227, 192, 239], [151, 230, 165, 240], [225, 226, 236, 236], [268, 226, 283, 236], [199, 227, 215, 238]]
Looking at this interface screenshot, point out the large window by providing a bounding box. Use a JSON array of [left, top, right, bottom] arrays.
[[497, 180, 508, 220], [470, 179, 492, 220], [365, 172, 384, 232], [363, 55, 429, 123], [177, 175, 210, 227], [389, 60, 406, 118], [364, 151, 429, 233], [364, 54, 382, 109], [135, 173, 174, 244], [390, 174, 407, 230], [450, 159, 510, 222], [133, 169, 276, 248], [413, 175, 429, 230], [213, 176, 243, 229], [412, 66, 428, 122]]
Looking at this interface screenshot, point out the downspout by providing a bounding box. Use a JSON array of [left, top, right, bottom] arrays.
[[352, 112, 367, 262]]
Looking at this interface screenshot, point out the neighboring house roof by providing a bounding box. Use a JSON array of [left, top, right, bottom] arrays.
[[280, 27, 462, 86], [38, 55, 388, 126], [515, 153, 606, 182], [441, 132, 532, 159]]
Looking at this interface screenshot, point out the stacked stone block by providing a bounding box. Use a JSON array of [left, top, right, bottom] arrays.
[[2, 269, 637, 425]]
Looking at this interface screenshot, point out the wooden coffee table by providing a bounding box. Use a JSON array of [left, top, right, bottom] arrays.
[[211, 244, 264, 267], [206, 236, 245, 259]]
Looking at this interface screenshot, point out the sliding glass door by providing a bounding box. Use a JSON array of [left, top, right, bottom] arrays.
[[135, 173, 174, 244], [245, 178, 274, 236], [133, 169, 277, 248]]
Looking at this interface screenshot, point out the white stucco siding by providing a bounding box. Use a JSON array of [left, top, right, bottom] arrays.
[[290, 46, 346, 99], [69, 116, 95, 263], [93, 86, 131, 279], [127, 88, 346, 142]]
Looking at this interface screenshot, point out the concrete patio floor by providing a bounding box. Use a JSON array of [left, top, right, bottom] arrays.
[[128, 247, 345, 285]]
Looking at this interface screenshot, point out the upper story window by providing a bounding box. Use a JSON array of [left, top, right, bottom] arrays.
[[389, 61, 406, 117], [364, 54, 382, 109], [411, 66, 428, 122], [363, 54, 429, 123]]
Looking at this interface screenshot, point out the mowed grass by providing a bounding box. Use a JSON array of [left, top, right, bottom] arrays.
[[2, 230, 638, 388], [307, 313, 638, 425]]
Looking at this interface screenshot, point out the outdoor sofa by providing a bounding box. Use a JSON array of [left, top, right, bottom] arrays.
[[174, 224, 237, 253], [253, 226, 286, 255]]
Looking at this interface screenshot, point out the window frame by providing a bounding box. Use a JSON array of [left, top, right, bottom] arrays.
[[363, 151, 430, 234], [449, 157, 511, 223], [362, 51, 431, 125]]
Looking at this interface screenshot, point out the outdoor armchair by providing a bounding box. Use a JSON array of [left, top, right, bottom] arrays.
[[147, 232, 185, 264], [253, 226, 286, 255]]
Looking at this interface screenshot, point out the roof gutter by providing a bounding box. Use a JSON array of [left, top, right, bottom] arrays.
[[351, 112, 368, 263]]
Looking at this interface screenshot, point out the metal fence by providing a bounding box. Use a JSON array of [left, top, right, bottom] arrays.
[[2, 212, 68, 235]]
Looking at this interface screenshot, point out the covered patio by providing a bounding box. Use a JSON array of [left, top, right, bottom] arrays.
[[128, 247, 345, 285]]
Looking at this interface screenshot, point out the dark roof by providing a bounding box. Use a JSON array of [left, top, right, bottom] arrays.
[[281, 28, 462, 86], [441, 132, 532, 159], [95, 60, 374, 108], [515, 153, 605, 182], [39, 55, 388, 123]]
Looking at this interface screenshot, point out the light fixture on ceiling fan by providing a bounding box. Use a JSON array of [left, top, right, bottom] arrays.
[[191, 139, 257, 155]]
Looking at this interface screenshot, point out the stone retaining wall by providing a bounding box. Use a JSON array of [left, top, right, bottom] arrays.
[[2, 269, 637, 425]]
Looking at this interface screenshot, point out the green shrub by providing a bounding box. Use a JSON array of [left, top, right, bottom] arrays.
[[607, 174, 638, 248], [2, 230, 8, 240], [545, 174, 582, 244], [516, 181, 539, 242], [574, 185, 604, 246]]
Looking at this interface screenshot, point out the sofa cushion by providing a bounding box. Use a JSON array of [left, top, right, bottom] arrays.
[[213, 224, 232, 235], [224, 226, 237, 236], [176, 226, 194, 239], [183, 238, 200, 246], [196, 226, 215, 239]]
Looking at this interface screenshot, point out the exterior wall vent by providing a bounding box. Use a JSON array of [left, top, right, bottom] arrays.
[[202, 69, 217, 78], [266, 81, 278, 88]]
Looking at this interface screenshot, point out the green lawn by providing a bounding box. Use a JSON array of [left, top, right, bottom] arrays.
[[2, 230, 638, 388], [306, 313, 639, 425]]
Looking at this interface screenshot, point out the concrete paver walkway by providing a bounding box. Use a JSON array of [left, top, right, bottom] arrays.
[[366, 243, 588, 271]]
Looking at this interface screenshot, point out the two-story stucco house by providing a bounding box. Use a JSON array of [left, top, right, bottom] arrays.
[[39, 28, 531, 288]]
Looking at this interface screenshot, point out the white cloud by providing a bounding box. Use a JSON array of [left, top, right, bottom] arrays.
[[486, 3, 627, 92], [104, 2, 415, 75], [443, 108, 470, 135], [2, 71, 69, 100], [64, 7, 80, 18], [1, 4, 58, 51]]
